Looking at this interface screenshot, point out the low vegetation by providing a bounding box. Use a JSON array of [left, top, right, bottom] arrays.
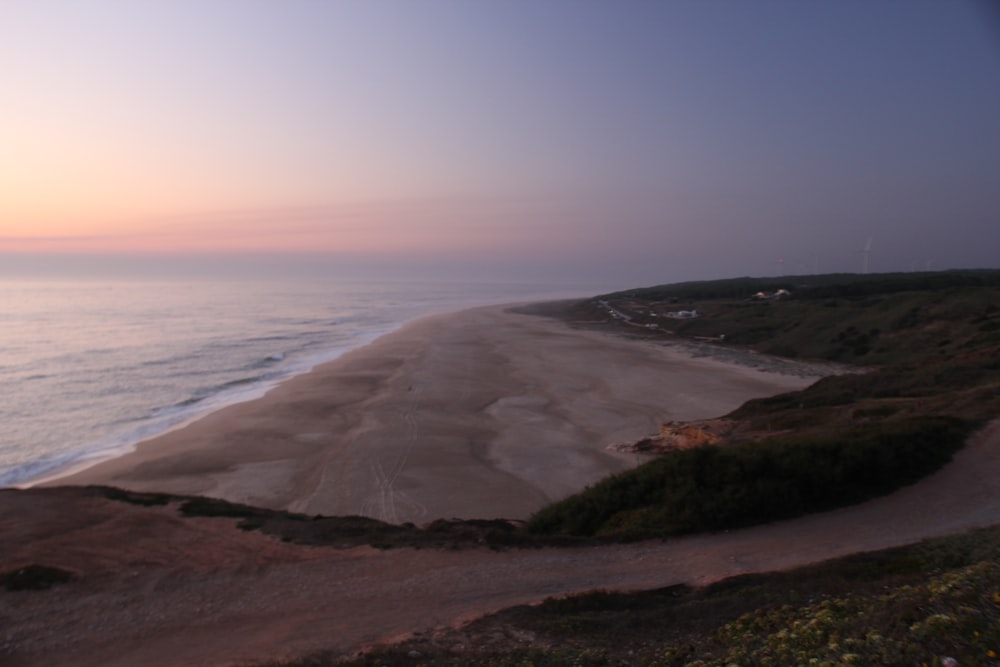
[[526, 416, 974, 539], [0, 564, 76, 591], [525, 270, 1000, 541], [575, 269, 1000, 368], [95, 485, 576, 550], [259, 525, 1000, 666], [85, 272, 1000, 666]]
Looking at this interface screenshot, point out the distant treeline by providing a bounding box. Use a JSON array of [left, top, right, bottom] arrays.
[[601, 269, 1000, 303]]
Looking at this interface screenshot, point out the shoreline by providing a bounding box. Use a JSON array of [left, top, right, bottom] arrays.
[[18, 317, 422, 490], [25, 309, 452, 489], [46, 302, 828, 523]]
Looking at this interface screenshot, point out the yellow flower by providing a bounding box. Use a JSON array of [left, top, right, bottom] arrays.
[[988, 649, 997, 658]]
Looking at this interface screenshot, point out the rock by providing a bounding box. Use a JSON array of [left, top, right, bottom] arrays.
[[608, 419, 734, 453]]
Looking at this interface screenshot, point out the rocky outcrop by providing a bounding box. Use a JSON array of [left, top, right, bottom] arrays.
[[609, 419, 735, 453]]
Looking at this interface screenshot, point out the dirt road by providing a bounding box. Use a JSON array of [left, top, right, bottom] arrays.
[[3, 419, 999, 667]]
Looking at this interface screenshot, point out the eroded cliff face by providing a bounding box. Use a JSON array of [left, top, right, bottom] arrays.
[[609, 419, 736, 453]]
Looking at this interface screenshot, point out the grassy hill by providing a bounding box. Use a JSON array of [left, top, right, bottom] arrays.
[[325, 525, 1000, 667], [308, 270, 1000, 667], [526, 270, 1000, 540], [573, 269, 1000, 366]]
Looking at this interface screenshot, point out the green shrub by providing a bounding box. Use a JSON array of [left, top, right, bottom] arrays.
[[527, 416, 974, 539], [94, 486, 172, 506]]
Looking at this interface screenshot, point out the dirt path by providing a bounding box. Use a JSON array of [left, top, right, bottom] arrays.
[[3, 419, 999, 667]]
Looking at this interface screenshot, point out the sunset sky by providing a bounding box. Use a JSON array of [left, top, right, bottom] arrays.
[[2, 1, 998, 285]]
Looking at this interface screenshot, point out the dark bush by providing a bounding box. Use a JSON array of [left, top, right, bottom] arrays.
[[95, 486, 172, 506], [527, 416, 975, 539], [1, 564, 76, 591]]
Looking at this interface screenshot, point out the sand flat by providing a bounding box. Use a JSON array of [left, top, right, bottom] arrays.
[[50, 303, 823, 523]]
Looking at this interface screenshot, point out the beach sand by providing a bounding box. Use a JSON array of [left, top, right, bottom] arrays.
[[50, 303, 824, 523]]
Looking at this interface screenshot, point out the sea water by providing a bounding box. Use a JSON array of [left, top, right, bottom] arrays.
[[0, 276, 589, 487]]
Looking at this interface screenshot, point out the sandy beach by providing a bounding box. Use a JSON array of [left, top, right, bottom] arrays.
[[9, 302, 1000, 667], [49, 303, 823, 524]]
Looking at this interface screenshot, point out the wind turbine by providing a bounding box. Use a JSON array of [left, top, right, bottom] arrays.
[[861, 237, 873, 274]]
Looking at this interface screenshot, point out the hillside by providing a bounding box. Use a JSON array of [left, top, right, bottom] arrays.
[[333, 271, 1000, 666], [569, 269, 1000, 367], [527, 270, 1000, 539], [5, 270, 1000, 667], [331, 524, 1000, 667]]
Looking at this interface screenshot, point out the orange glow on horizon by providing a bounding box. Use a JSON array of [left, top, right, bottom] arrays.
[[0, 202, 552, 257], [1, 186, 592, 259]]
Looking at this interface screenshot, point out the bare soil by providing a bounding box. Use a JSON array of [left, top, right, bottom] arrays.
[[3, 419, 1000, 667]]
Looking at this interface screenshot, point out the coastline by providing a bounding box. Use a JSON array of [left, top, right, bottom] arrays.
[[17, 318, 415, 491], [47, 302, 827, 523]]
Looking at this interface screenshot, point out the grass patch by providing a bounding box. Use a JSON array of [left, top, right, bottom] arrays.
[[292, 527, 1000, 667], [176, 494, 540, 549], [91, 485, 584, 550]]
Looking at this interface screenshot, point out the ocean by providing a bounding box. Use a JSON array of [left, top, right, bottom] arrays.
[[0, 276, 593, 487]]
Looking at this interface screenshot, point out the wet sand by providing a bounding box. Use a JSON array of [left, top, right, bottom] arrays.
[[50, 303, 824, 523]]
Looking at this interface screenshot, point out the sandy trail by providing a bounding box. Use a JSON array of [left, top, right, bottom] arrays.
[[3, 420, 1000, 667]]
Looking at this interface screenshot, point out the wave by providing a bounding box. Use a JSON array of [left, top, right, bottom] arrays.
[[249, 352, 285, 369], [170, 396, 206, 409], [221, 375, 263, 389], [244, 335, 296, 343], [1, 277, 567, 489], [0, 456, 73, 487], [83, 347, 118, 355]]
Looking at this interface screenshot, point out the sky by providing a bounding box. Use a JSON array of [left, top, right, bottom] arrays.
[[1, 0, 998, 286]]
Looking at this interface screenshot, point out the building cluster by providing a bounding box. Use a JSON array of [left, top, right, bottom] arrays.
[[750, 288, 792, 301], [663, 309, 699, 319]]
